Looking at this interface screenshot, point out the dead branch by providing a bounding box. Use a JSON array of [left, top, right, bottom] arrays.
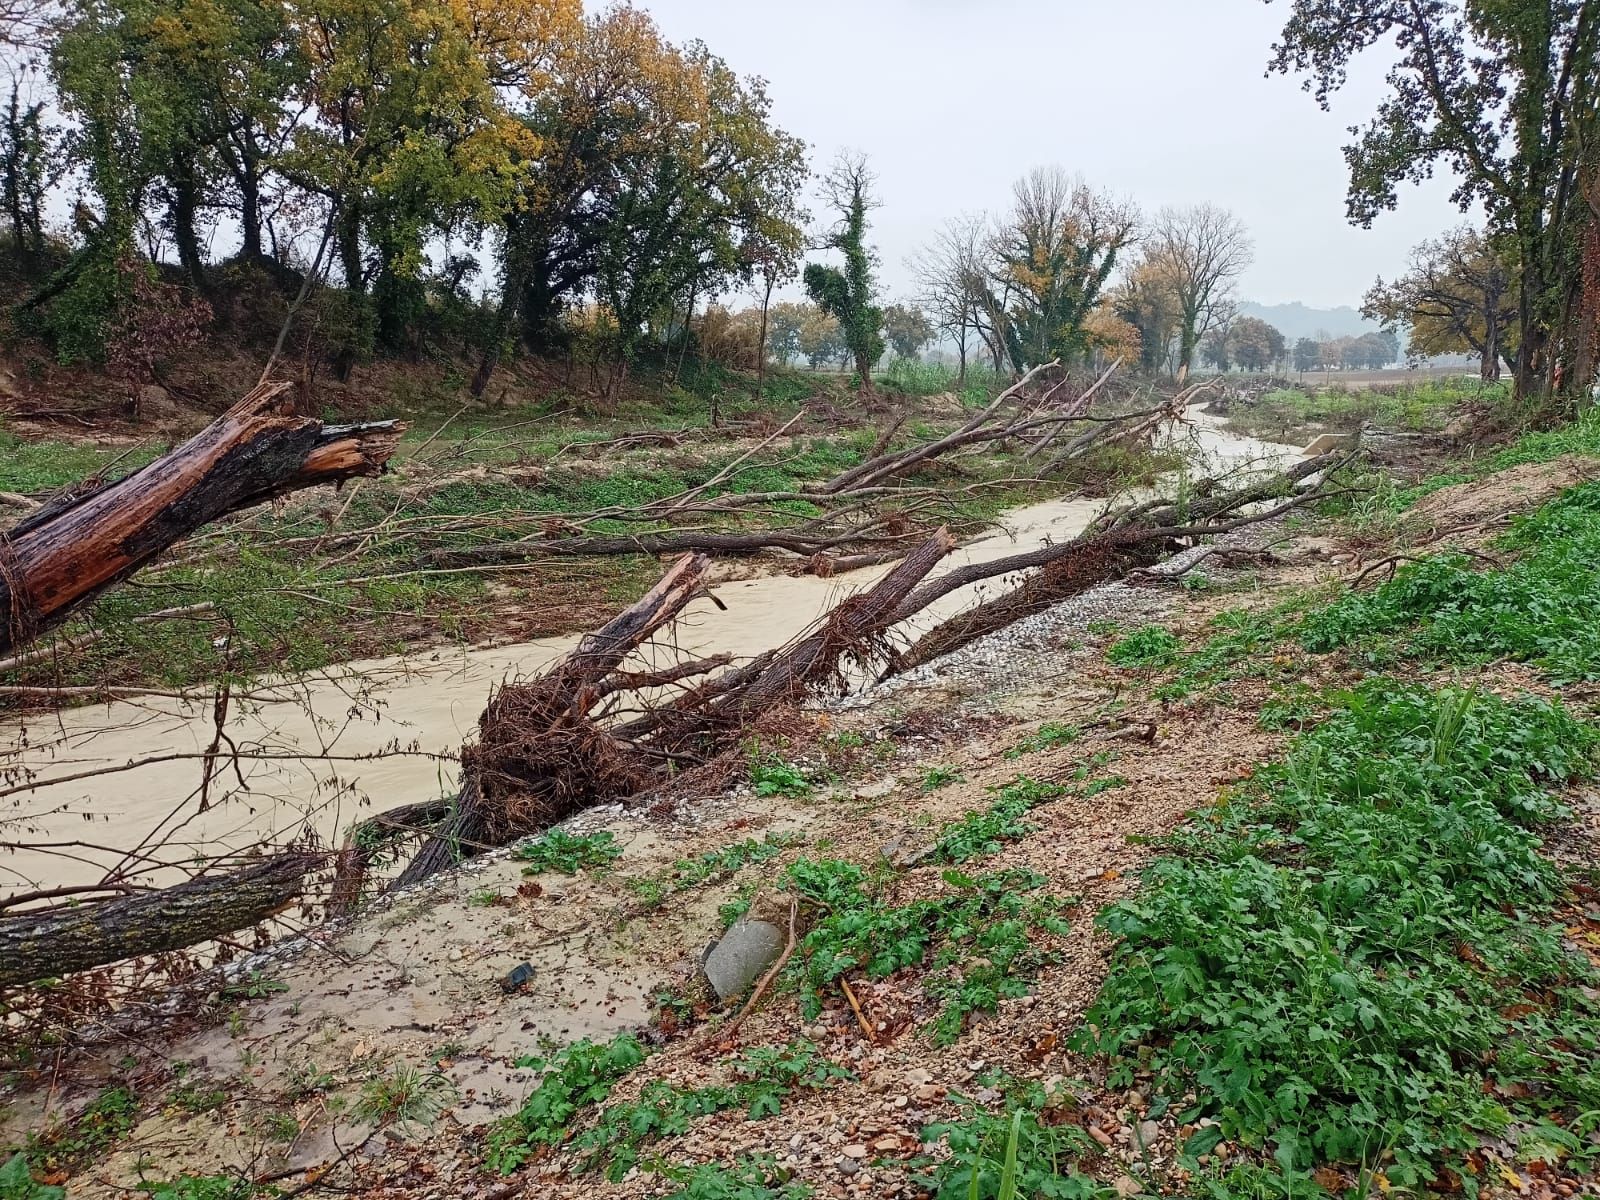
[[0, 382, 405, 657]]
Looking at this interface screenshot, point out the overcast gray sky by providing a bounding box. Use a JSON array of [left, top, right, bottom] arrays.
[[627, 0, 1466, 310]]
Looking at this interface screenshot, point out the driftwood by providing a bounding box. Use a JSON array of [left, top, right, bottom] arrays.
[[0, 851, 318, 988], [0, 381, 404, 657], [386, 530, 957, 889], [887, 452, 1341, 673], [420, 363, 1169, 570], [390, 553, 711, 888]]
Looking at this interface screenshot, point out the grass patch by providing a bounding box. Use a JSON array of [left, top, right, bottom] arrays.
[[1218, 379, 1485, 443], [1077, 681, 1600, 1190], [1299, 480, 1600, 682]]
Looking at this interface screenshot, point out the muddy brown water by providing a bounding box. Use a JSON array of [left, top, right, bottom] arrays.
[[1, 414, 1296, 896]]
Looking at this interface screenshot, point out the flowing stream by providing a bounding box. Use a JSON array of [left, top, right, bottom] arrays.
[[1, 411, 1299, 895]]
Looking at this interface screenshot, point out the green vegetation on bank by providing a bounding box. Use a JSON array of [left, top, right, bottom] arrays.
[[1218, 378, 1499, 443], [1080, 682, 1600, 1193]]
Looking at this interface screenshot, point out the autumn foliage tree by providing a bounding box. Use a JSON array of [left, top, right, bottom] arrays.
[[1364, 226, 1518, 382], [1269, 0, 1600, 401]]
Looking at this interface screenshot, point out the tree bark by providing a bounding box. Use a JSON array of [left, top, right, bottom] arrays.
[[0, 381, 404, 657], [0, 852, 318, 988], [756, 275, 774, 401]]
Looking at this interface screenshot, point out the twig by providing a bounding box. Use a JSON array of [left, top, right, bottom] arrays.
[[839, 975, 875, 1041]]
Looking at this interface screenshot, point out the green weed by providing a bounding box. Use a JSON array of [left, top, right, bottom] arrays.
[[25, 1086, 136, 1172], [919, 765, 964, 792], [782, 859, 1069, 1045], [749, 758, 811, 798], [1004, 723, 1082, 759], [512, 829, 623, 875], [0, 1155, 62, 1200], [934, 776, 1065, 863], [918, 1089, 1108, 1200], [134, 1176, 253, 1200], [485, 1033, 650, 1173], [355, 1065, 454, 1129], [1106, 626, 1183, 669], [1078, 681, 1600, 1189], [657, 1158, 811, 1199]]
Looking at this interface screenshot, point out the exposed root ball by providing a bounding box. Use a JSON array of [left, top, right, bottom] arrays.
[[468, 681, 654, 841]]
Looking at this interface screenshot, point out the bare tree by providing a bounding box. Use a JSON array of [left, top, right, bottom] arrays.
[[911, 214, 986, 386], [1145, 204, 1252, 376]]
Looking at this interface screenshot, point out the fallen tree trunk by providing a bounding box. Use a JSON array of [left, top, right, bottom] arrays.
[[392, 553, 710, 888], [0, 381, 404, 657], [0, 851, 319, 988], [389, 532, 958, 891], [886, 453, 1341, 673]]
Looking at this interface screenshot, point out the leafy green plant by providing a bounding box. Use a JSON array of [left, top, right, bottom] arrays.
[[25, 1086, 137, 1171], [749, 758, 811, 798], [512, 829, 623, 876], [934, 776, 1064, 863], [485, 1033, 649, 1173], [1106, 625, 1183, 669], [1004, 723, 1082, 759], [134, 1176, 253, 1200], [0, 1155, 63, 1200], [782, 859, 1068, 1045], [919, 764, 964, 792], [1297, 480, 1600, 683], [918, 1092, 1106, 1199], [659, 1158, 812, 1200], [557, 1042, 850, 1181], [1078, 681, 1600, 1190]]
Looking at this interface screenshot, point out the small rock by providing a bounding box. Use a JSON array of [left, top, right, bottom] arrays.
[[1113, 1177, 1143, 1198], [1133, 1119, 1161, 1149], [836, 1156, 860, 1175], [703, 919, 784, 1000], [499, 961, 535, 993]]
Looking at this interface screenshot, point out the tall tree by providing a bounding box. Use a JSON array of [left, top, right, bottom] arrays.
[[1112, 257, 1181, 374], [1293, 336, 1319, 371], [286, 0, 580, 365], [1364, 226, 1518, 381], [1144, 203, 1251, 376], [1268, 0, 1600, 400], [1229, 315, 1286, 372], [881, 301, 933, 360], [803, 150, 883, 395], [985, 167, 1136, 372], [912, 213, 985, 385]]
